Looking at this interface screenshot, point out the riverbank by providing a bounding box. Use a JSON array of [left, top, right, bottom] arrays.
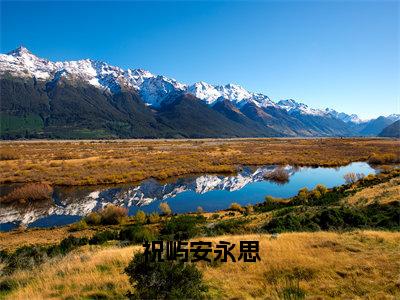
[[1, 138, 399, 185]]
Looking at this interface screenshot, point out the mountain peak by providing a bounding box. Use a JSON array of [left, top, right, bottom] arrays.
[[7, 46, 33, 57]]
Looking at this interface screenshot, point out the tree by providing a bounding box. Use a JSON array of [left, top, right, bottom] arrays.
[[125, 252, 208, 299]]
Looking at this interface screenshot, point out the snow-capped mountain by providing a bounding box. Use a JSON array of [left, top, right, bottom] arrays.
[[325, 108, 366, 124], [0, 46, 187, 106], [1, 46, 396, 138], [0, 47, 324, 112], [387, 114, 400, 122], [187, 82, 277, 108], [0, 47, 279, 110], [277, 99, 327, 116]]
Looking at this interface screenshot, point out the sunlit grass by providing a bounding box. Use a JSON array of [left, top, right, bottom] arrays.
[[3, 231, 399, 299], [0, 138, 399, 186]]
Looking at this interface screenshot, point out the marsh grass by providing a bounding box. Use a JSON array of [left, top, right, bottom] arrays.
[[0, 138, 398, 186], [0, 183, 53, 204]]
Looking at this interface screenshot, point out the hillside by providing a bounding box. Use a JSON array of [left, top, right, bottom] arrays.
[[378, 120, 400, 138]]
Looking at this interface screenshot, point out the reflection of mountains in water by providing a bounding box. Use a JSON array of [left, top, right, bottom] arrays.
[[0, 165, 296, 226]]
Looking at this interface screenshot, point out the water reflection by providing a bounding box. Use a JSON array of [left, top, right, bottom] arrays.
[[0, 162, 377, 230]]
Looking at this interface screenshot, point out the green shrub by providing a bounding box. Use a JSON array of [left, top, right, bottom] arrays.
[[229, 202, 243, 212], [3, 245, 49, 274], [68, 219, 88, 232], [160, 215, 206, 240], [0, 278, 17, 294], [148, 212, 160, 224], [281, 283, 306, 300], [89, 230, 118, 245], [0, 250, 9, 263], [295, 188, 309, 204], [119, 226, 156, 244], [207, 218, 249, 236], [310, 189, 322, 200], [210, 213, 220, 220], [264, 213, 320, 233], [263, 202, 400, 233], [125, 252, 208, 299], [134, 210, 146, 224], [2, 236, 89, 274], [255, 196, 289, 212], [56, 236, 89, 255]]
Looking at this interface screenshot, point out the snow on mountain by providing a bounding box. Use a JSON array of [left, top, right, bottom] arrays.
[[139, 75, 187, 107], [187, 81, 222, 105], [387, 114, 400, 122], [250, 93, 278, 108], [325, 108, 365, 124], [0, 46, 57, 80], [215, 83, 252, 105], [187, 82, 277, 109], [277, 99, 327, 116], [0, 46, 372, 120], [0, 47, 278, 109]]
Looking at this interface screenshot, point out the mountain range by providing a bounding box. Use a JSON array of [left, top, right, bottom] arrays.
[[0, 46, 398, 139]]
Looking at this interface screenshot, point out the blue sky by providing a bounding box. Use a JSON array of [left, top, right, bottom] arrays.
[[1, 1, 399, 119]]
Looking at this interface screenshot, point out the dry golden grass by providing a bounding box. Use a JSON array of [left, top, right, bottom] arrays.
[[0, 138, 399, 186], [3, 231, 400, 299], [0, 227, 96, 252], [201, 232, 400, 299], [5, 245, 141, 299], [344, 176, 400, 206], [0, 183, 52, 204]]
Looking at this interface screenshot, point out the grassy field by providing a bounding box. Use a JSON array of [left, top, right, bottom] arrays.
[[0, 138, 399, 186], [1, 231, 399, 299]]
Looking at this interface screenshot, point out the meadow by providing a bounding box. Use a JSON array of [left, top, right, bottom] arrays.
[[0, 138, 399, 186], [2, 231, 399, 299]]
